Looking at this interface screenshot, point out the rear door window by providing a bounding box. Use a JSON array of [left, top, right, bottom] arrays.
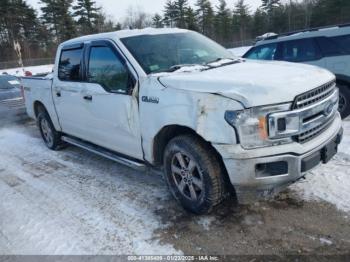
[[316, 37, 343, 56], [330, 34, 350, 54], [243, 43, 278, 60], [280, 38, 321, 62], [58, 48, 83, 81]]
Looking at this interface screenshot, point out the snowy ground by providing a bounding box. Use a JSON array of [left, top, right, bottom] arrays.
[[0, 114, 349, 255], [0, 122, 179, 255], [293, 119, 350, 213], [0, 65, 54, 77]]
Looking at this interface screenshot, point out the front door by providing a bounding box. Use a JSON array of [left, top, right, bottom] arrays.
[[80, 41, 143, 160]]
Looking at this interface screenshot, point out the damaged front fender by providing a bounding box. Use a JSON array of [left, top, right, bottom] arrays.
[[139, 78, 243, 163]]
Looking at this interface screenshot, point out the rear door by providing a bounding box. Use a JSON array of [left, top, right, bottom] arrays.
[[315, 35, 350, 77], [277, 38, 326, 67], [79, 40, 143, 159], [52, 43, 92, 140]]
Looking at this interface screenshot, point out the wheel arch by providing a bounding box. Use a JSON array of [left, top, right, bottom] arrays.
[[153, 125, 198, 166], [33, 100, 62, 131], [152, 124, 235, 196], [335, 74, 350, 87], [33, 100, 47, 118]]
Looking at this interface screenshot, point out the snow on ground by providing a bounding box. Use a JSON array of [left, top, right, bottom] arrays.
[[0, 124, 180, 255], [0, 119, 349, 255], [293, 119, 350, 213], [0, 65, 54, 77], [228, 46, 252, 57]]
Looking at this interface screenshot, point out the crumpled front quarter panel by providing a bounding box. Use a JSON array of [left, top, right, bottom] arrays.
[[139, 77, 242, 163]]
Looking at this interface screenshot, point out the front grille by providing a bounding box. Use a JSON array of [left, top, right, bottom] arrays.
[[292, 81, 336, 110], [295, 114, 336, 144]]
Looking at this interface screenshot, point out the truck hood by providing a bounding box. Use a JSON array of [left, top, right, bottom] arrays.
[[158, 60, 335, 108]]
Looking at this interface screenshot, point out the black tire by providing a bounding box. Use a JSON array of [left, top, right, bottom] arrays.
[[338, 83, 350, 119], [37, 110, 63, 150], [163, 135, 227, 214]]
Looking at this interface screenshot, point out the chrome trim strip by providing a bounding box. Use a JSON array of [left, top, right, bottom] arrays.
[[296, 83, 336, 106], [293, 81, 336, 110]]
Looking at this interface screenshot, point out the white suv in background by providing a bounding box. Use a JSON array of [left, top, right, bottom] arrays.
[[243, 24, 350, 119]]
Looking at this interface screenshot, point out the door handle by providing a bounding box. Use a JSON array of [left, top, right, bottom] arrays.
[[83, 95, 92, 101], [56, 91, 61, 97]]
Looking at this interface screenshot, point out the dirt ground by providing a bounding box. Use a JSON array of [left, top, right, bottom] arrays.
[[0, 111, 349, 257], [157, 192, 350, 256]]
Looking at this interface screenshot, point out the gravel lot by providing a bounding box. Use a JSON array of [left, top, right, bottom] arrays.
[[0, 108, 349, 256]]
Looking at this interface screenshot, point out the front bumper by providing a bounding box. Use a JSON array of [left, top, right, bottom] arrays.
[[214, 113, 343, 204]]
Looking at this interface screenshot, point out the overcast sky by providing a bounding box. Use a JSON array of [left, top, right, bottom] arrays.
[[25, 0, 263, 23]]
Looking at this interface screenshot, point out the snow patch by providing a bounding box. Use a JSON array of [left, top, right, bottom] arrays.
[[0, 65, 54, 77], [293, 120, 350, 213], [228, 46, 252, 57], [197, 216, 215, 231], [319, 238, 333, 246]]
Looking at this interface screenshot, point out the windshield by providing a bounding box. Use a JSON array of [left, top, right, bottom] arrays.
[[121, 32, 234, 74]]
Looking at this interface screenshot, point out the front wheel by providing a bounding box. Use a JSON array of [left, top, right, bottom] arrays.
[[338, 84, 350, 119], [163, 135, 227, 214]]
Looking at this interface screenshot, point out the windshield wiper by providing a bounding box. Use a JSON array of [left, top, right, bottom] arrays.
[[203, 57, 243, 70], [164, 64, 206, 73]]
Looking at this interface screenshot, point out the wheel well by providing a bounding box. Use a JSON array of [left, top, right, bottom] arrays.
[[33, 101, 46, 117], [153, 125, 198, 165], [336, 79, 350, 87], [153, 125, 236, 197]]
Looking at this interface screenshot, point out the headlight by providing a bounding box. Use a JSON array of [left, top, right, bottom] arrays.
[[225, 103, 293, 149]]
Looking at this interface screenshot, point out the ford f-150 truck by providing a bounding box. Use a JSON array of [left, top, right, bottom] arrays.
[[22, 28, 343, 214]]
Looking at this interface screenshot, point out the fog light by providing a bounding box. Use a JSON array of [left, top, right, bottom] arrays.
[[256, 161, 288, 178]]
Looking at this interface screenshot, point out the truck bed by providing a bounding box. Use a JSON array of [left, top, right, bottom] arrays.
[[22, 75, 54, 119]]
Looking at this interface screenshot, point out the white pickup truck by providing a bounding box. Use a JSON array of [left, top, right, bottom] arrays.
[[23, 28, 343, 214]]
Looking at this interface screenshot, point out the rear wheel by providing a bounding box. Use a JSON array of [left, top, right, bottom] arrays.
[[163, 135, 227, 214], [37, 110, 63, 150], [338, 83, 350, 119]]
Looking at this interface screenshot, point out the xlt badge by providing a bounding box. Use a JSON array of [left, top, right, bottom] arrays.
[[142, 96, 159, 104]]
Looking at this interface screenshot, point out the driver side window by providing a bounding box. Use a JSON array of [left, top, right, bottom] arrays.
[[245, 43, 277, 60], [88, 46, 130, 94]]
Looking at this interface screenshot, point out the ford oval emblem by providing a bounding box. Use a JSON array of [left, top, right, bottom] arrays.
[[325, 103, 334, 116]]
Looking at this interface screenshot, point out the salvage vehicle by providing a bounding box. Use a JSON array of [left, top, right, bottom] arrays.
[[22, 28, 343, 214], [243, 23, 350, 119]]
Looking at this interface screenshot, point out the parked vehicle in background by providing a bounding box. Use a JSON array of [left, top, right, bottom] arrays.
[[0, 74, 26, 123], [243, 24, 350, 119], [22, 28, 342, 214], [0, 74, 22, 101]]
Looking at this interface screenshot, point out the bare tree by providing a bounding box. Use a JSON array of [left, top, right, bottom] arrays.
[[122, 6, 152, 29]]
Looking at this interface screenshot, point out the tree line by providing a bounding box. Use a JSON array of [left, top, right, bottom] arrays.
[[153, 0, 350, 47], [0, 0, 120, 64], [0, 0, 349, 65]]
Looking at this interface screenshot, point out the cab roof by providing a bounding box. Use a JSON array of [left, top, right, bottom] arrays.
[[61, 28, 190, 47]]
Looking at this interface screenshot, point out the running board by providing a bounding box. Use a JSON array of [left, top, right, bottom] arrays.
[[61, 136, 146, 171]]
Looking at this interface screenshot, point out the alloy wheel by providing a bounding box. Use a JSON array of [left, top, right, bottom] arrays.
[[41, 118, 53, 147], [171, 152, 204, 201]]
